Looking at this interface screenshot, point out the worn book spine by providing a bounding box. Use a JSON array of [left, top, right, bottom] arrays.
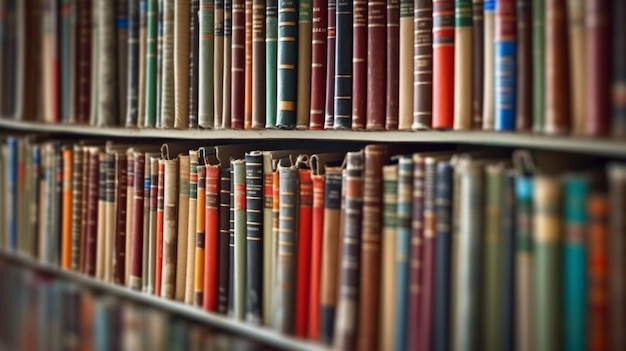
[[145, 0, 157, 127], [319, 167, 343, 342], [544, 0, 570, 134], [96, 152, 107, 277], [472, 0, 483, 128], [453, 0, 472, 130], [187, 151, 199, 302], [483, 0, 495, 129], [515, 0, 531, 131], [217, 167, 231, 314], [502, 170, 516, 351], [85, 148, 100, 277], [222, 0, 232, 128], [566, 0, 584, 135], [563, 175, 588, 350], [385, 0, 399, 130], [608, 164, 626, 350], [265, 0, 278, 128], [251, 0, 266, 128], [203, 164, 220, 310], [89, 3, 99, 126], [333, 151, 363, 349], [308, 173, 324, 339], [62, 147, 73, 269], [295, 168, 313, 336], [405, 154, 421, 351], [245, 152, 263, 323], [117, 0, 129, 125], [231, 0, 245, 129], [159, 0, 175, 128], [494, 0, 516, 131], [96, 0, 117, 127], [378, 164, 397, 350], [412, 0, 433, 128], [432, 0, 454, 129], [612, 2, 626, 138], [148, 157, 160, 294], [588, 194, 609, 351], [276, 0, 299, 128], [160, 158, 178, 299], [189, 0, 199, 128], [309, 0, 327, 129], [176, 155, 190, 302], [323, 0, 337, 129], [76, 0, 91, 124], [80, 148, 90, 271], [104, 153, 117, 282], [71, 146, 83, 270], [199, 0, 216, 128], [364, 0, 385, 130], [126, 0, 140, 127], [233, 160, 247, 319], [397, 0, 413, 129], [213, 0, 224, 128], [533, 176, 562, 351], [173, 0, 190, 129], [515, 175, 533, 351], [351, 0, 368, 130], [531, 0, 543, 131], [114, 154, 129, 285], [262, 153, 274, 325], [296, 0, 313, 129], [192, 165, 205, 305], [585, 0, 610, 137], [245, 0, 253, 129], [333, 0, 353, 129], [155, 159, 165, 295]]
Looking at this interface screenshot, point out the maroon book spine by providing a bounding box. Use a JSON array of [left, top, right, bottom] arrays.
[[544, 0, 570, 134], [585, 0, 610, 137], [407, 154, 425, 350], [129, 153, 145, 290], [114, 155, 128, 285], [385, 0, 399, 130], [309, 0, 328, 129], [77, 0, 91, 123], [80, 148, 90, 272], [352, 0, 368, 129], [84, 149, 99, 277], [323, 0, 336, 129], [366, 0, 386, 130], [515, 0, 531, 131], [231, 0, 246, 129]]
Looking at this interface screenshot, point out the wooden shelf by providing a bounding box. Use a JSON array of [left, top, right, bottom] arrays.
[[0, 249, 328, 351], [1, 118, 625, 157]]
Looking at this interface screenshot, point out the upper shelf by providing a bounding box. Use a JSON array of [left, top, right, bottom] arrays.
[[1, 119, 626, 157]]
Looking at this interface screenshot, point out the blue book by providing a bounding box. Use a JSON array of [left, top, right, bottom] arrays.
[[332, 0, 352, 129], [494, 0, 517, 131], [433, 161, 452, 351], [394, 156, 412, 351]]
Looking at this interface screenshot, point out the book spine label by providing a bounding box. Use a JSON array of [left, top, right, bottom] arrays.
[[366, 0, 386, 130], [453, 0, 472, 131], [515, 175, 533, 351], [160, 158, 178, 299], [177, 155, 191, 302], [218, 167, 231, 314], [174, 0, 190, 129], [585, 0, 610, 137], [203, 165, 220, 310], [397, 0, 413, 129], [276, 0, 299, 128], [223, 0, 232, 128], [71, 146, 83, 270], [126, 0, 140, 127], [145, 0, 157, 127], [251, 0, 266, 128], [199, 0, 216, 128], [245, 0, 253, 129], [155, 159, 165, 296], [494, 0, 516, 131], [324, 0, 337, 129], [115, 155, 129, 285], [405, 155, 420, 350], [309, 0, 327, 129], [333, 0, 353, 129], [193, 165, 206, 305], [516, 0, 531, 130], [233, 160, 247, 319], [96, 0, 117, 127], [160, 0, 175, 129], [483, 0, 495, 129], [379, 165, 397, 350], [295, 169, 313, 336], [612, 1, 626, 137], [188, 0, 200, 128], [245, 152, 263, 323], [231, 0, 245, 129], [308, 173, 325, 339], [588, 194, 609, 351], [265, 0, 278, 127], [385, 0, 399, 130], [62, 148, 73, 269], [432, 0, 454, 129], [545, 0, 570, 134], [472, 0, 483, 128], [296, 0, 313, 129], [352, 0, 368, 130]]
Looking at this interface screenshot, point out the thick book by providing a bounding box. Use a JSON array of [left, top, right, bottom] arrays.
[[308, 171, 324, 339], [245, 0, 253, 129], [472, 0, 483, 129], [265, 0, 278, 128], [351, 0, 367, 130], [232, 159, 247, 319], [588, 193, 609, 350], [494, 0, 516, 131], [251, 0, 266, 129], [192, 164, 205, 304], [173, 0, 190, 129], [516, 0, 531, 131], [214, 0, 225, 128], [365, 0, 386, 130], [126, 0, 140, 127], [385, 0, 399, 130], [332, 0, 353, 129], [217, 167, 231, 314], [567, 0, 585, 135], [379, 164, 397, 350], [276, 0, 299, 129], [96, 0, 118, 127], [432, 0, 454, 129], [199, 0, 216, 128], [397, 0, 413, 130], [295, 167, 313, 336], [203, 163, 221, 310], [222, 0, 232, 128], [308, 0, 327, 129], [187, 151, 199, 303], [137, 0, 147, 127], [483, 0, 494, 130], [608, 163, 626, 350], [296, 0, 312, 129], [612, 1, 626, 138], [144, 0, 158, 127], [585, 0, 610, 137], [159, 0, 175, 129], [176, 154, 191, 302], [515, 174, 533, 351], [453, 0, 472, 130], [544, 0, 570, 134], [189, 0, 200, 128], [160, 158, 178, 299], [230, 0, 245, 129], [245, 151, 263, 323]]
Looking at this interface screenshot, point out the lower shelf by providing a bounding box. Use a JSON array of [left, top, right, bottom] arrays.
[[0, 249, 327, 351]]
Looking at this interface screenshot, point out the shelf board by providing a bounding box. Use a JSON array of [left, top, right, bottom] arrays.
[[0, 249, 327, 351], [1, 118, 626, 157]]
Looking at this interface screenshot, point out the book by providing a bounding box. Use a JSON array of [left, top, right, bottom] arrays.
[[71, 145, 84, 270], [96, 0, 118, 127], [62, 146, 73, 269], [515, 173, 533, 351], [265, 0, 278, 128], [160, 157, 178, 299], [193, 164, 206, 305], [61, 0, 74, 124], [232, 159, 247, 319], [397, 0, 413, 130], [276, 0, 298, 129], [84, 147, 101, 277], [176, 154, 190, 302], [607, 163, 626, 350], [187, 150, 199, 302], [231, 0, 245, 129], [612, 1, 626, 138], [544, 0, 570, 134], [365, 0, 385, 130], [173, 0, 190, 129], [126, 0, 140, 127], [588, 193, 609, 350], [308, 0, 327, 129], [453, 0, 472, 131], [144, 0, 157, 127], [332, 0, 352, 129], [262, 152, 274, 325], [114, 152, 129, 285], [125, 151, 135, 281], [137, 0, 147, 127], [482, 0, 494, 130], [296, 0, 312, 129], [117, 0, 129, 125], [385, 0, 399, 130], [159, 0, 175, 129], [217, 167, 231, 314], [149, 156, 160, 294], [244, 0, 253, 129], [214, 0, 224, 128], [432, 0, 454, 129], [308, 169, 324, 339], [245, 151, 263, 323], [295, 166, 313, 336], [585, 0, 610, 137], [516, 0, 531, 131], [351, 0, 367, 130], [323, 0, 337, 129], [96, 151, 106, 278], [472, 0, 483, 129], [203, 163, 220, 310], [494, 0, 516, 131], [567, 0, 585, 135], [156, 0, 164, 128], [199, 0, 216, 128], [378, 164, 397, 350], [89, 3, 99, 126], [251, 0, 266, 129], [188, 0, 199, 128], [103, 151, 116, 282], [222, 0, 232, 128]]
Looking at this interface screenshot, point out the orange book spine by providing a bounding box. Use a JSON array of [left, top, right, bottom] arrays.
[[432, 0, 455, 129], [62, 147, 73, 269], [194, 165, 206, 307], [308, 174, 325, 339]]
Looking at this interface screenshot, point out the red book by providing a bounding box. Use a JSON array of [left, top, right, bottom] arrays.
[[352, 0, 368, 129], [385, 0, 399, 130], [308, 173, 325, 339], [155, 160, 165, 296], [308, 0, 328, 129], [432, 0, 454, 129], [204, 165, 220, 311], [295, 168, 313, 337], [366, 0, 386, 130], [588, 194, 609, 351], [231, 0, 245, 129], [585, 0, 610, 137], [545, 0, 570, 134]]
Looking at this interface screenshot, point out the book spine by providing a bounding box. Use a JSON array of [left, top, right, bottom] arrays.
[[494, 0, 516, 131], [173, 0, 190, 129], [411, 0, 432, 131], [199, 0, 216, 128], [114, 154, 129, 285], [61, 0, 74, 123], [71, 146, 83, 270], [611, 1, 626, 138], [223, 0, 232, 128], [214, 0, 224, 128], [384, 0, 399, 130], [96, 152, 106, 277], [533, 175, 562, 351], [333, 0, 352, 129], [296, 0, 313, 129], [563, 175, 588, 350], [245, 0, 253, 129], [62, 147, 73, 269], [502, 170, 517, 350], [228, 166, 235, 314], [203, 165, 220, 310], [349, 148, 378, 343], [160, 158, 178, 299], [149, 157, 160, 294], [271, 168, 280, 325], [351, 0, 368, 130], [333, 151, 363, 349], [308, 173, 324, 339], [365, 0, 385, 130], [160, 0, 175, 129], [96, 0, 117, 127], [378, 164, 397, 350], [483, 0, 494, 129], [217, 167, 231, 314], [85, 149, 100, 277], [566, 0, 584, 135], [405, 154, 420, 350], [608, 164, 626, 350], [295, 169, 313, 336], [276, 0, 299, 129], [56, 146, 64, 264], [544, 0, 570, 134], [190, 0, 201, 128], [193, 165, 206, 305], [472, 0, 483, 128], [145, 0, 157, 127], [126, 0, 140, 127], [233, 159, 247, 319], [531, 0, 543, 131], [515, 0, 530, 130], [155, 159, 165, 295], [262, 153, 274, 325], [588, 194, 609, 351], [137, 0, 147, 127], [187, 151, 199, 302], [515, 175, 533, 351], [177, 155, 191, 302], [156, 0, 164, 128], [453, 0, 472, 130], [309, 0, 327, 129], [117, 0, 129, 125], [432, 0, 454, 129], [251, 0, 266, 128], [79, 148, 89, 270], [245, 152, 263, 323], [76, 0, 91, 124], [89, 3, 99, 126], [397, 0, 413, 129], [231, 0, 245, 129], [585, 0, 610, 137], [104, 153, 117, 282], [324, 0, 337, 129], [265, 0, 278, 128]]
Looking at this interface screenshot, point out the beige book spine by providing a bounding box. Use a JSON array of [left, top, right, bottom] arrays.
[[161, 158, 179, 299], [454, 27, 473, 130], [482, 9, 495, 130], [174, 0, 190, 128], [176, 155, 191, 302], [567, 0, 585, 135], [186, 151, 199, 304], [398, 15, 414, 130], [379, 164, 398, 351]]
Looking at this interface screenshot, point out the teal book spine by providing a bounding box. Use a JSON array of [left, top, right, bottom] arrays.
[[276, 0, 298, 128], [145, 0, 157, 127], [394, 155, 412, 351], [265, 0, 278, 127]]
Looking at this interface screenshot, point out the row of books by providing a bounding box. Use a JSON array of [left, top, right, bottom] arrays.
[[0, 262, 271, 350], [0, 1, 624, 137], [1, 137, 625, 350]]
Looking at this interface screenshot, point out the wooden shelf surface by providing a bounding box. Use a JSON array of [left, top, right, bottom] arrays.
[[0, 249, 328, 351], [1, 118, 626, 157]]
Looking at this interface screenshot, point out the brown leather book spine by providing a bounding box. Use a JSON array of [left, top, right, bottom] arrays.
[[323, 0, 336, 129], [231, 0, 245, 129], [412, 0, 433, 129], [608, 163, 626, 350], [516, 0, 531, 131], [472, 0, 484, 129], [129, 152, 145, 290], [251, 0, 266, 128], [366, 0, 387, 130], [544, 0, 570, 134], [385, 0, 399, 130], [80, 147, 90, 272], [309, 0, 327, 129], [357, 145, 386, 350], [75, 0, 91, 124], [23, 0, 41, 121], [174, 0, 190, 129], [84, 148, 100, 277], [588, 194, 609, 351], [245, 0, 253, 129], [114, 154, 128, 285], [352, 0, 368, 130], [585, 0, 610, 137]]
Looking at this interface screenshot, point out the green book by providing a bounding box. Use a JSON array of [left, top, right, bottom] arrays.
[[265, 0, 278, 127], [199, 0, 215, 128], [145, 0, 158, 127], [532, 0, 544, 132]]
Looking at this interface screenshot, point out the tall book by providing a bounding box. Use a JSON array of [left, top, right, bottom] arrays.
[[502, 169, 516, 351], [515, 174, 533, 351], [245, 152, 263, 323], [567, 0, 585, 135], [308, 0, 327, 129], [494, 0, 516, 131], [114, 152, 129, 285], [533, 175, 562, 351], [323, 0, 337, 129], [230, 0, 245, 129], [199, 0, 216, 128], [71, 145, 84, 270], [453, 0, 472, 130], [145, 0, 157, 127], [156, 0, 164, 128], [76, 0, 92, 124], [187, 151, 199, 303], [544, 0, 570, 134], [333, 0, 353, 129], [188, 0, 200, 128], [379, 164, 397, 350], [472, 0, 483, 129], [125, 151, 135, 282], [217, 167, 231, 314], [516, 0, 531, 131], [160, 158, 178, 299], [222, 0, 232, 128], [611, 1, 626, 138], [588, 194, 609, 351], [482, 0, 494, 129], [84, 147, 100, 277], [126, 0, 140, 127], [608, 163, 626, 350], [232, 159, 247, 319], [276, 0, 299, 129], [159, 0, 175, 129], [432, 0, 454, 129], [308, 169, 325, 338], [96, 0, 118, 127], [351, 0, 367, 130], [244, 0, 253, 129], [203, 163, 221, 310], [397, 0, 413, 130], [61, 147, 73, 269], [149, 156, 160, 294], [365, 0, 386, 130], [192, 164, 205, 304], [295, 167, 313, 336], [585, 0, 610, 137], [173, 0, 190, 129], [176, 154, 190, 302], [213, 0, 224, 128], [117, 0, 129, 125], [251, 0, 266, 128], [89, 2, 99, 126], [386, 0, 399, 130], [265, 0, 278, 128], [137, 0, 147, 127], [296, 0, 312, 129], [96, 151, 106, 278], [103, 152, 116, 282]]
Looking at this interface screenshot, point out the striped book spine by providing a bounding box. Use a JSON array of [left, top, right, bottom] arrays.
[[104, 152, 117, 282], [203, 164, 220, 310], [612, 1, 626, 138], [588, 194, 609, 351], [516, 0, 531, 131], [432, 0, 454, 129], [193, 165, 206, 305], [585, 0, 610, 137], [265, 0, 278, 128], [85, 148, 100, 277], [154, 158, 165, 296], [324, 0, 337, 129], [308, 173, 325, 338], [333, 0, 353, 129], [296, 0, 313, 129], [262, 153, 274, 325], [233, 160, 247, 319], [160, 158, 179, 299], [515, 174, 533, 351], [483, 0, 495, 129], [145, 0, 157, 127], [531, 0, 543, 131], [159, 0, 175, 129], [71, 145, 83, 270], [149, 157, 160, 294], [126, 0, 140, 127], [273, 164, 298, 333], [494, 0, 516, 131], [501, 170, 516, 350], [199, 0, 216, 128], [177, 155, 191, 302], [397, 0, 413, 129], [379, 164, 398, 350], [352, 0, 368, 130], [222, 0, 232, 128], [245, 152, 264, 323], [544, 0, 570, 134], [385, 0, 399, 130], [567, 0, 585, 135], [295, 168, 313, 336], [406, 154, 421, 351], [309, 0, 327, 129], [245, 0, 253, 129], [96, 0, 117, 127], [231, 0, 245, 129], [214, 0, 224, 128], [472, 0, 483, 128], [453, 0, 472, 130], [188, 0, 200, 128], [366, 0, 386, 130], [114, 153, 129, 285], [217, 167, 231, 314], [563, 175, 588, 351], [61, 147, 73, 269], [276, 0, 299, 128], [173, 0, 190, 129], [187, 151, 199, 302], [251, 0, 266, 128]]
